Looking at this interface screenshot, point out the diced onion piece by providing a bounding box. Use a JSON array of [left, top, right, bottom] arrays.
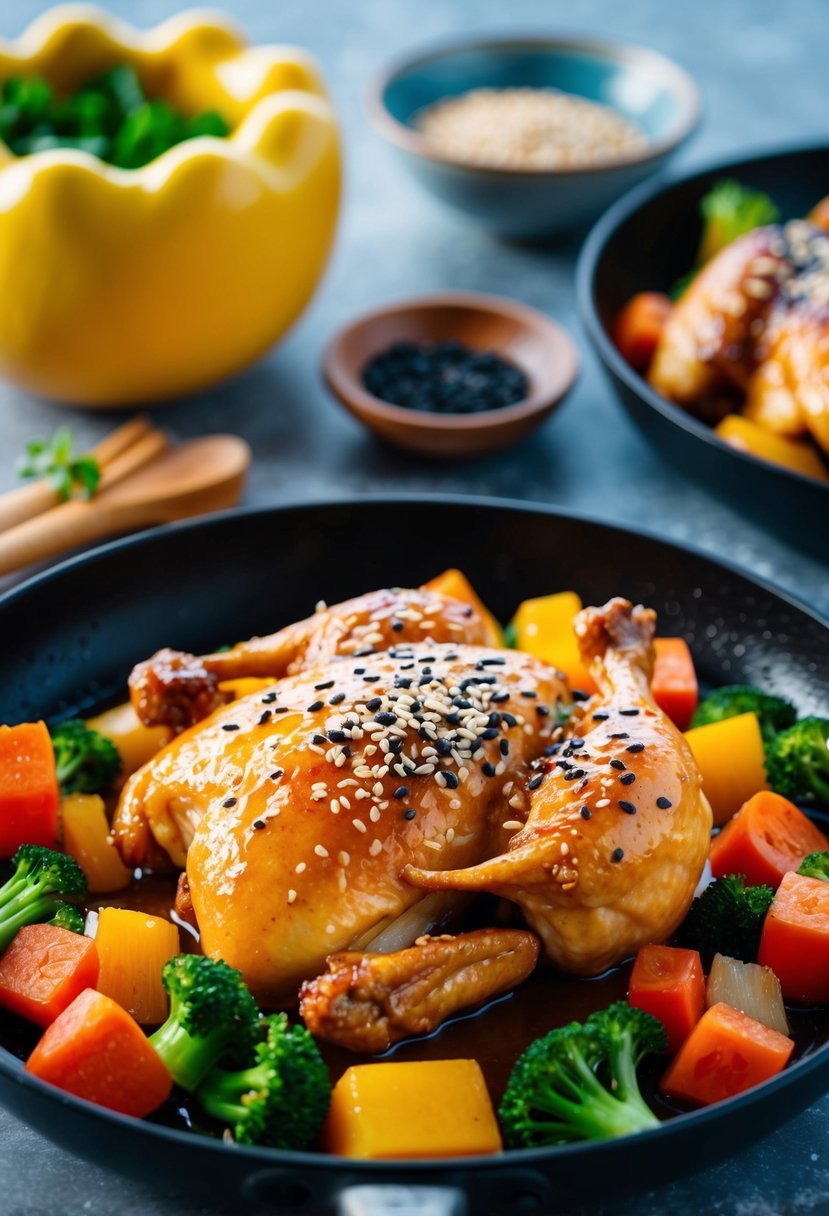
[[706, 953, 789, 1036]]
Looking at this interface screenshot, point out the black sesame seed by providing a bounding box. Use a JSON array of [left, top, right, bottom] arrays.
[[258, 710, 272, 725], [618, 800, 637, 815], [375, 711, 398, 726], [315, 679, 335, 690], [394, 677, 413, 690], [262, 692, 278, 704], [363, 674, 380, 682], [307, 701, 324, 713], [353, 667, 365, 675], [393, 786, 410, 799], [252, 819, 266, 831], [527, 774, 544, 791], [479, 657, 506, 666], [404, 808, 417, 820], [222, 797, 237, 808], [619, 708, 640, 717], [273, 706, 290, 714], [609, 732, 629, 740], [491, 690, 510, 703], [500, 739, 509, 757], [311, 733, 327, 745], [409, 700, 422, 714], [620, 772, 636, 786], [443, 772, 460, 790], [521, 689, 538, 699], [580, 806, 592, 819], [482, 762, 496, 777], [391, 619, 405, 632], [328, 729, 347, 743], [454, 698, 472, 710], [571, 689, 591, 702], [269, 770, 283, 780], [609, 759, 626, 770], [353, 647, 376, 658], [657, 796, 673, 810], [611, 847, 624, 863], [482, 727, 499, 740], [446, 712, 460, 725], [221, 723, 240, 732], [536, 705, 550, 717], [502, 713, 517, 728], [366, 697, 383, 711], [436, 739, 453, 756], [592, 711, 610, 721], [463, 605, 473, 617], [389, 738, 404, 755], [418, 656, 436, 664], [626, 742, 645, 753], [565, 768, 586, 781], [400, 662, 415, 670]]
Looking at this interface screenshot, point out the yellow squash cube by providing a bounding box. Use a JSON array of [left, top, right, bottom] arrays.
[[684, 712, 768, 826], [512, 591, 595, 693], [324, 1059, 502, 1159], [85, 703, 171, 779], [95, 907, 180, 1025]]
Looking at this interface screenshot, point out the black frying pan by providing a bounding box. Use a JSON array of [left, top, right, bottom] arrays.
[[0, 496, 827, 1215], [577, 142, 829, 561]]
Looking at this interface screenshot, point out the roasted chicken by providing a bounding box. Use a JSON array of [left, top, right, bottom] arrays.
[[405, 599, 712, 976], [113, 641, 566, 1004], [299, 929, 539, 1053], [649, 219, 829, 456], [130, 584, 499, 732]]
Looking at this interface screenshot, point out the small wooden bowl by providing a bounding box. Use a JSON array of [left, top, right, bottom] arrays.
[[322, 292, 579, 458]]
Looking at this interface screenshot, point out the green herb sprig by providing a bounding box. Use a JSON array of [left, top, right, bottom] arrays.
[[17, 428, 101, 500]]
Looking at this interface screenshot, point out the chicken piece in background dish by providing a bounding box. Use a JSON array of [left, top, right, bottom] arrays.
[[129, 584, 499, 733], [113, 643, 566, 1005], [405, 599, 712, 977], [300, 928, 539, 1053]]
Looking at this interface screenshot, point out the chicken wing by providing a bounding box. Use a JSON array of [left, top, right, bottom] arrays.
[[299, 929, 539, 1053], [113, 642, 566, 1004], [129, 584, 498, 732], [404, 599, 711, 977]]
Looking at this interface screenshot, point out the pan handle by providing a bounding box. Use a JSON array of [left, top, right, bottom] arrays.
[[337, 1184, 467, 1216]]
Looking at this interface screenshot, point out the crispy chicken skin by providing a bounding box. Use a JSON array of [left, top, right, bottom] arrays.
[[113, 643, 565, 1004], [299, 929, 539, 1053], [404, 599, 712, 977], [129, 585, 498, 732], [649, 219, 829, 457]]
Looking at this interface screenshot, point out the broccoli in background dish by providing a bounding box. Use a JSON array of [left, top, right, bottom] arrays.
[[798, 852, 829, 882], [691, 685, 796, 745], [149, 954, 260, 1092], [674, 874, 774, 966], [197, 1012, 331, 1149], [766, 717, 829, 807], [50, 719, 122, 796], [499, 1001, 665, 1148], [0, 845, 87, 953]]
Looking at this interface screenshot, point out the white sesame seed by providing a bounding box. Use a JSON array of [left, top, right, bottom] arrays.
[[423, 839, 441, 851], [373, 782, 384, 797], [353, 819, 367, 833], [446, 827, 455, 844], [502, 820, 523, 830], [295, 862, 307, 874], [338, 850, 350, 866], [312, 782, 327, 791], [326, 923, 336, 934], [335, 752, 347, 768], [355, 788, 370, 800], [369, 838, 383, 856], [369, 806, 381, 823], [596, 798, 610, 808], [339, 795, 351, 810], [509, 794, 524, 809], [315, 845, 329, 858], [450, 798, 462, 810], [560, 842, 569, 856], [330, 799, 341, 815], [287, 889, 297, 904]]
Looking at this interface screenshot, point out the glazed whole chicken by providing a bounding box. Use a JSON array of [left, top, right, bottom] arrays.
[[113, 584, 710, 1028]]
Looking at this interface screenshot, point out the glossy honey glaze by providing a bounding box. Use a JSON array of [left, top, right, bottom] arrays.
[[1, 873, 827, 1143]]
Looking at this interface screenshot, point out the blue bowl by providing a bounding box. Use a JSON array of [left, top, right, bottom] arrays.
[[369, 35, 701, 240]]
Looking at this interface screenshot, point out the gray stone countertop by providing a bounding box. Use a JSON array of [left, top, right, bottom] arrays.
[[0, 0, 827, 1212]]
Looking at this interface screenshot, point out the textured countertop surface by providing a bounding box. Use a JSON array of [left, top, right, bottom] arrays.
[[0, 0, 828, 1212]]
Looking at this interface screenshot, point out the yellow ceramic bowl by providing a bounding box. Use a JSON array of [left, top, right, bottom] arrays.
[[0, 6, 341, 405]]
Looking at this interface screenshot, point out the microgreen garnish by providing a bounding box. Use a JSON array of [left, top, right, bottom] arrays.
[[17, 428, 101, 500]]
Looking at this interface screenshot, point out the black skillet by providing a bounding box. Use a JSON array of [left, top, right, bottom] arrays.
[[577, 142, 829, 561], [0, 496, 827, 1215]]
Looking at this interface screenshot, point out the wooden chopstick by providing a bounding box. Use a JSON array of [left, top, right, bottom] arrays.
[[0, 416, 161, 534]]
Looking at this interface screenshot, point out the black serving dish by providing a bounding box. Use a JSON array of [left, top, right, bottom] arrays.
[[577, 141, 829, 560], [0, 496, 827, 1216]]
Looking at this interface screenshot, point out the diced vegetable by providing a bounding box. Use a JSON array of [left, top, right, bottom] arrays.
[[691, 685, 796, 745], [808, 194, 829, 232], [765, 717, 829, 807], [425, 569, 503, 646], [695, 180, 779, 266], [85, 702, 171, 779], [612, 292, 672, 372], [0, 845, 86, 953], [50, 719, 121, 795], [675, 875, 774, 966], [26, 987, 172, 1117], [798, 852, 829, 883], [510, 591, 595, 694], [324, 1059, 502, 1158], [0, 923, 98, 1027], [95, 907, 180, 1025], [0, 722, 59, 856], [659, 1002, 793, 1107], [715, 415, 829, 483], [710, 791, 829, 888], [706, 953, 788, 1036], [758, 871, 829, 1004], [684, 712, 767, 826], [651, 638, 698, 731], [61, 794, 132, 894], [628, 944, 705, 1053]]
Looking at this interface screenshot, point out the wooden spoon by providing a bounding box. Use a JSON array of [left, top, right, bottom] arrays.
[[0, 435, 251, 576]]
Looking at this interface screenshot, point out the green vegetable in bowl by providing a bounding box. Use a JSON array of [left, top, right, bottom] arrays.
[[0, 846, 86, 954], [766, 717, 829, 806], [47, 902, 86, 935], [197, 1012, 331, 1149], [798, 851, 829, 882], [691, 684, 797, 744], [499, 1001, 665, 1148], [0, 66, 228, 169], [50, 719, 122, 796], [674, 874, 774, 966], [672, 179, 779, 299], [18, 428, 101, 502], [149, 954, 260, 1092]]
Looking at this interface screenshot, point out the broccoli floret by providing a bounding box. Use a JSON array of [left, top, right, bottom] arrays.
[[51, 719, 121, 796], [798, 852, 829, 882], [691, 685, 796, 744], [674, 874, 774, 965], [0, 845, 87, 953], [697, 180, 780, 264], [499, 1001, 665, 1148], [148, 954, 260, 1092], [766, 717, 829, 807], [48, 902, 86, 935], [197, 1012, 331, 1149]]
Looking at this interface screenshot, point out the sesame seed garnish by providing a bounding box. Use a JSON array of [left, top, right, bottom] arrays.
[[295, 862, 307, 874], [619, 708, 640, 717], [580, 806, 591, 819], [257, 710, 272, 725], [423, 840, 441, 851], [369, 838, 383, 856], [609, 759, 626, 770], [262, 692, 278, 704], [307, 701, 324, 713], [482, 762, 496, 777], [657, 796, 673, 809], [338, 850, 350, 866], [330, 799, 340, 814], [330, 692, 346, 705], [315, 679, 335, 690], [611, 848, 624, 863], [592, 711, 610, 721], [404, 808, 417, 820], [252, 819, 266, 830], [446, 827, 455, 843], [626, 743, 645, 754], [221, 723, 240, 732], [502, 819, 523, 830], [269, 769, 283, 781], [527, 774, 544, 791], [560, 842, 569, 856], [596, 798, 610, 808], [353, 819, 367, 833], [620, 772, 636, 786], [314, 845, 330, 858], [222, 797, 237, 808], [287, 889, 297, 903], [618, 800, 637, 815]]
